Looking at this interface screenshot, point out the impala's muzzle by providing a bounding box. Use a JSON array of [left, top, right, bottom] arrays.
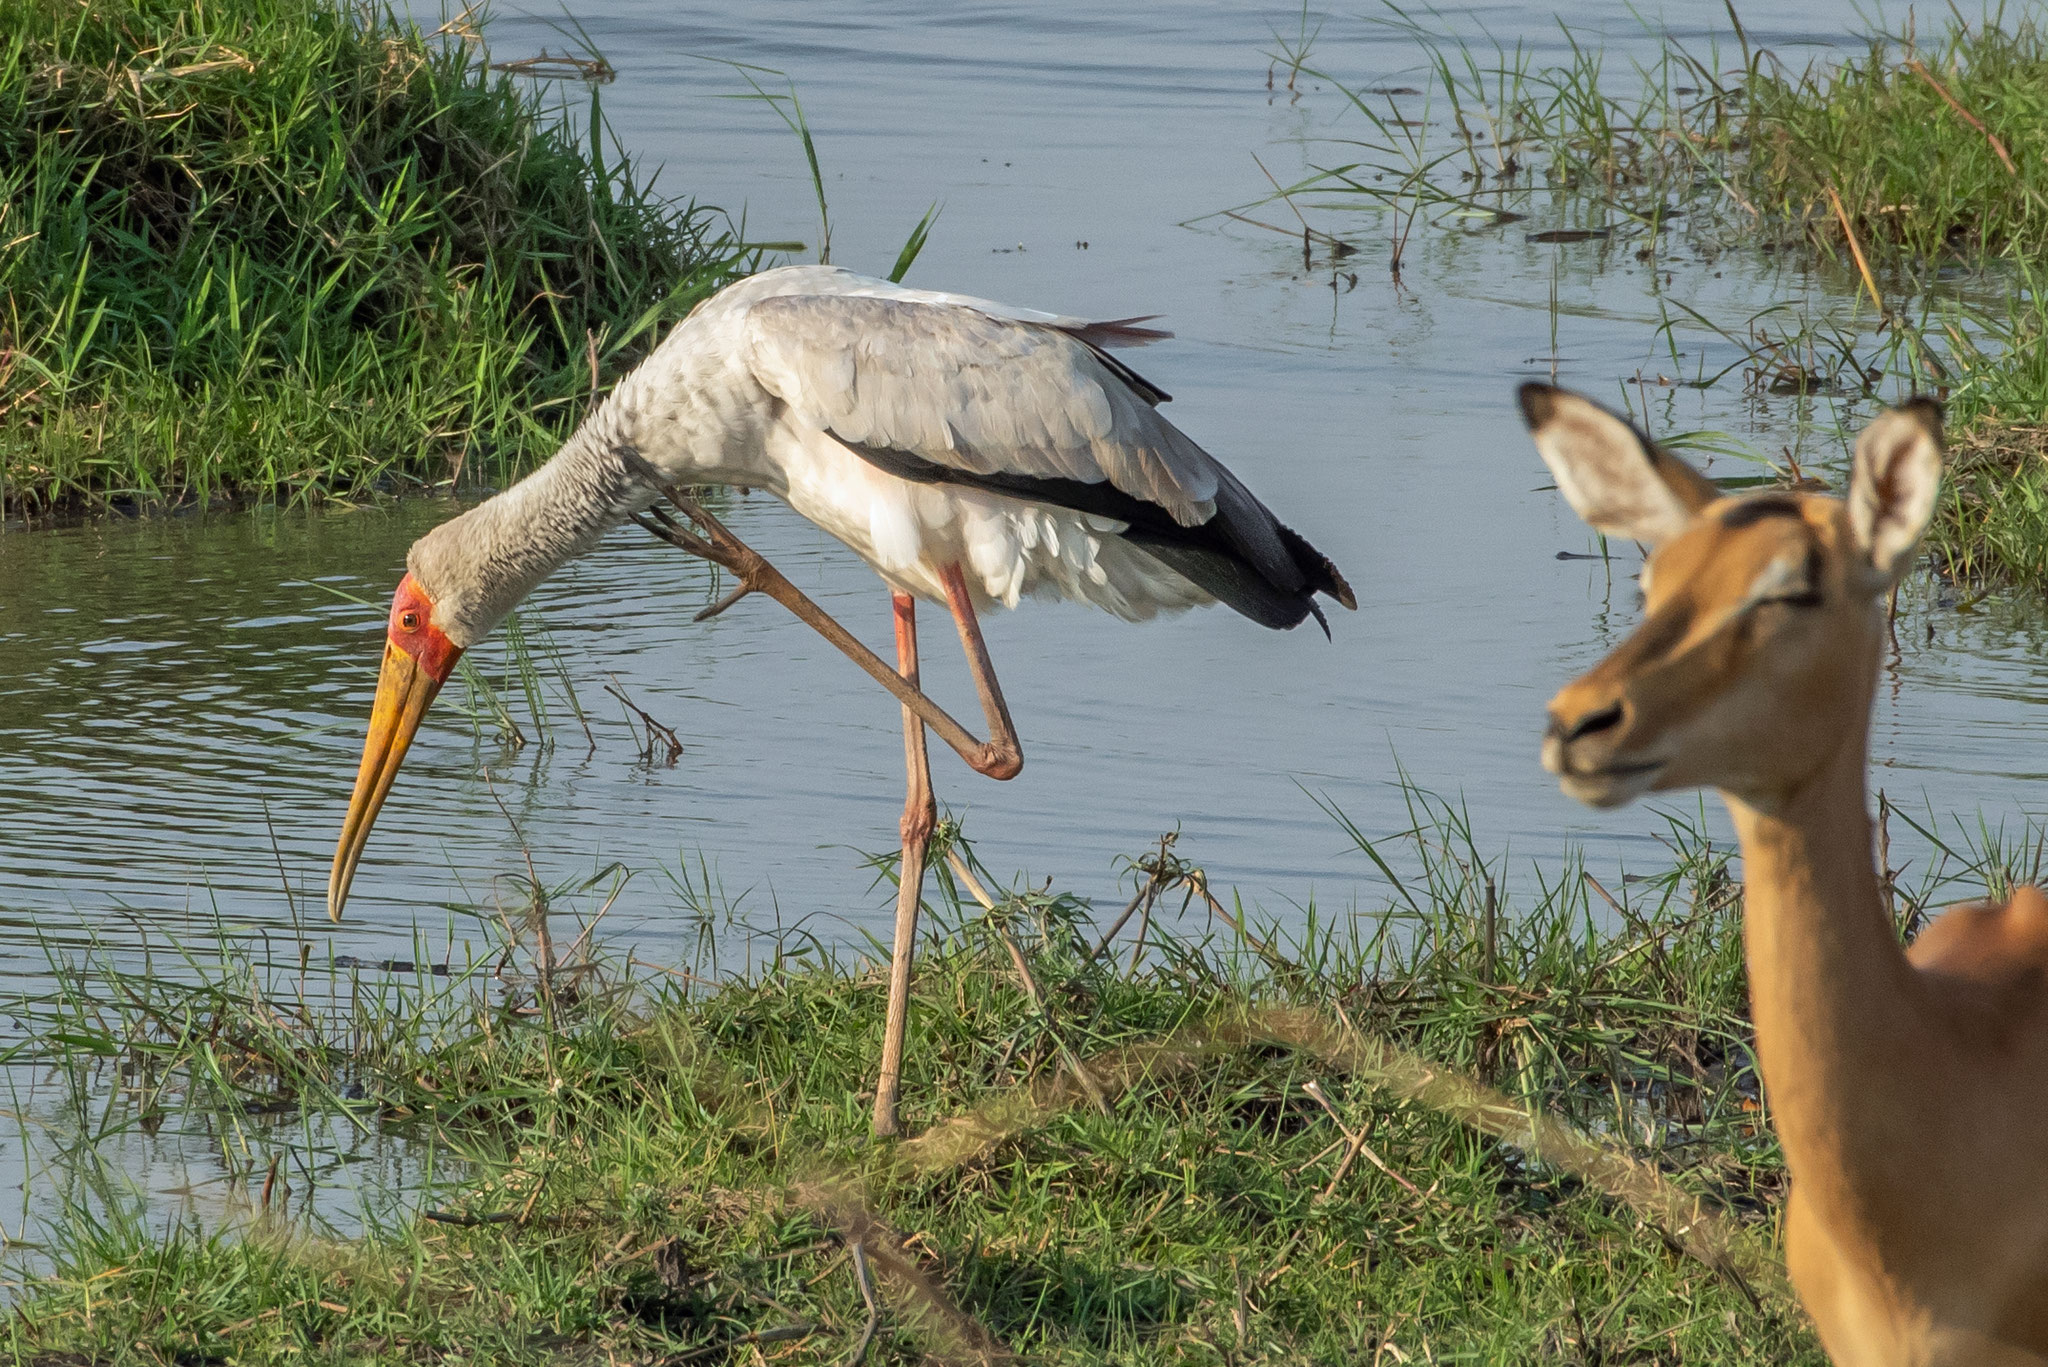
[[1544, 685, 1667, 808]]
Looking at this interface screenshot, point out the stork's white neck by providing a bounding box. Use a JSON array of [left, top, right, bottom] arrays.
[[404, 423, 644, 646], [403, 307, 770, 648]]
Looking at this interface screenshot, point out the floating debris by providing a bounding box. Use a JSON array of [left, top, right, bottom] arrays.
[[489, 50, 615, 83]]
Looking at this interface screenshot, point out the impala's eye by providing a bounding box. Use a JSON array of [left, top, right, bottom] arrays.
[[399, 610, 421, 632]]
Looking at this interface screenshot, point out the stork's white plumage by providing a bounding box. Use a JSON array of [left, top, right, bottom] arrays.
[[327, 264, 1354, 1136], [407, 265, 1348, 647]]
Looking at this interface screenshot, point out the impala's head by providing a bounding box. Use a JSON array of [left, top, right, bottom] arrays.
[[1522, 383, 1942, 811]]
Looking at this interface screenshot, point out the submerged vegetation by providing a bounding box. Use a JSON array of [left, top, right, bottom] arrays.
[[1244, 7, 2048, 585], [0, 0, 755, 514], [5, 802, 1851, 1364]]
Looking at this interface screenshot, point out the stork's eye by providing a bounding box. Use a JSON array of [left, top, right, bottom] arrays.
[[399, 610, 421, 632]]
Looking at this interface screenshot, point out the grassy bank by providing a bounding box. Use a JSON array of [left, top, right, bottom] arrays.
[[11, 796, 1955, 1365], [1255, 9, 2048, 585], [0, 0, 754, 515], [1721, 16, 2048, 585]]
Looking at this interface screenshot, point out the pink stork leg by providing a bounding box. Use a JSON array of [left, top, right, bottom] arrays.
[[936, 563, 1017, 770], [636, 491, 1021, 780], [634, 493, 1024, 1137], [870, 565, 1020, 1136], [872, 592, 936, 1137]]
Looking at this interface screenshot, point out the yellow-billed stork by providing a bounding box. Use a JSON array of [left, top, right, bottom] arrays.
[[326, 264, 1354, 1136]]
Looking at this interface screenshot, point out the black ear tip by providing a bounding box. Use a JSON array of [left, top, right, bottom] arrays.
[[1517, 382, 1562, 428], [1898, 394, 1946, 439]]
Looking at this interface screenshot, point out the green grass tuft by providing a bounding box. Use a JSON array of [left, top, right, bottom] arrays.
[[1746, 19, 2048, 261], [8, 794, 1944, 1363], [0, 0, 757, 514]]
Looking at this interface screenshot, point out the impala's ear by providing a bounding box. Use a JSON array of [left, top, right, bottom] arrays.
[[1847, 398, 1943, 590], [1518, 384, 1717, 548]]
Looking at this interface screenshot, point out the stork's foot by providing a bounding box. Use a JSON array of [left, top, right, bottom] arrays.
[[634, 488, 791, 621]]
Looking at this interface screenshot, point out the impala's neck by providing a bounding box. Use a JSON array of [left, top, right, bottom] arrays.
[[1722, 690, 1922, 1206]]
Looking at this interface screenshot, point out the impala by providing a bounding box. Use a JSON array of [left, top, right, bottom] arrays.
[[1523, 384, 2048, 1365]]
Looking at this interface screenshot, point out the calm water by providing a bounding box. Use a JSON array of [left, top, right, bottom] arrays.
[[2, 0, 2037, 1240]]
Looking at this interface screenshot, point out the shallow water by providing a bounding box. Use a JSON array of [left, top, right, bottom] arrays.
[[0, 1094, 450, 1287], [2, 0, 2040, 1239]]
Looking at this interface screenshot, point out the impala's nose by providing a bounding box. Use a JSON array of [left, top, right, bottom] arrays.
[[1549, 700, 1625, 745], [1542, 694, 1630, 778]]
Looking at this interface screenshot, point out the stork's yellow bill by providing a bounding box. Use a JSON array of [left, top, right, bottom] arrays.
[[328, 573, 463, 921]]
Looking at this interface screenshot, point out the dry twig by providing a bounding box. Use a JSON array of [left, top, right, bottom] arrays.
[[489, 50, 615, 83], [845, 1237, 882, 1366], [1905, 59, 2019, 176], [1825, 183, 1888, 320]]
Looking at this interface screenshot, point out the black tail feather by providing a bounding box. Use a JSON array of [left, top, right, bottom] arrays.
[[1278, 522, 1356, 611], [1125, 537, 1319, 630]]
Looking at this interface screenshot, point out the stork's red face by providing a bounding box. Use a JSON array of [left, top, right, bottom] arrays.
[[327, 573, 464, 920]]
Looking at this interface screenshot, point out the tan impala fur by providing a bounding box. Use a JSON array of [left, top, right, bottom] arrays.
[[1522, 384, 2048, 1367]]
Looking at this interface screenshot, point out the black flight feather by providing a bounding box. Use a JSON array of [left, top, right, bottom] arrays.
[[831, 435, 1354, 632]]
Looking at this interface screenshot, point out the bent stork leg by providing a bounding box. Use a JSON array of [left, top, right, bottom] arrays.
[[635, 491, 1022, 777]]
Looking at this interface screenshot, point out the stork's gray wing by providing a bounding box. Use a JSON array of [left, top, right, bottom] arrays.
[[735, 264, 1172, 349], [741, 293, 1355, 627], [743, 294, 1217, 524]]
